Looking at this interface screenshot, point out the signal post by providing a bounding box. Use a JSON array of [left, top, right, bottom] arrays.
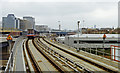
[[6, 34, 13, 69]]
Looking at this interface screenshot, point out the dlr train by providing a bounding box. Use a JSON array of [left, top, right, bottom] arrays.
[[27, 29, 39, 39]]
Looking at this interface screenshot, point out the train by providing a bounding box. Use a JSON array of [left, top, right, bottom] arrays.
[[27, 29, 39, 39]]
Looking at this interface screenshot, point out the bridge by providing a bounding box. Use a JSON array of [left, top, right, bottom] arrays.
[[2, 36, 119, 73], [0, 29, 22, 33]]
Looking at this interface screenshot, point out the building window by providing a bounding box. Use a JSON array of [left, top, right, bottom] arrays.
[[74, 41, 77, 44]]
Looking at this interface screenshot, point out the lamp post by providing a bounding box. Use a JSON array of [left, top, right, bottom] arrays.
[[83, 20, 85, 28], [58, 21, 61, 37], [83, 20, 85, 34], [77, 20, 80, 37]]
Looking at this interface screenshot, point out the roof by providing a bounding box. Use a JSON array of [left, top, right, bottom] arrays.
[[68, 34, 118, 38], [57, 36, 65, 40]]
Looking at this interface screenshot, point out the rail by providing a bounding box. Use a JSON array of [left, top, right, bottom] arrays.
[[25, 39, 42, 72], [23, 39, 35, 72], [35, 38, 92, 72], [43, 38, 118, 72]]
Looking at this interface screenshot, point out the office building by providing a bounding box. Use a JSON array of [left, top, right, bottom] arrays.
[[2, 14, 20, 29], [23, 16, 35, 29]]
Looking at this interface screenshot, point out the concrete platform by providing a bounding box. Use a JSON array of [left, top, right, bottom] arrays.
[[43, 38, 119, 72]]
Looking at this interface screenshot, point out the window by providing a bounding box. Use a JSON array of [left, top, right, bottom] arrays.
[[74, 41, 77, 44]]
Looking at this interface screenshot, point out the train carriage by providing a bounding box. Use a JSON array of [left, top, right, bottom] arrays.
[[27, 29, 39, 39], [27, 29, 35, 39]]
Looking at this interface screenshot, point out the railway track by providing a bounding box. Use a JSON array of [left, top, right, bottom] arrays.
[[34, 38, 96, 72], [24, 39, 75, 73], [25, 39, 41, 72], [37, 37, 118, 73], [33, 38, 87, 73]]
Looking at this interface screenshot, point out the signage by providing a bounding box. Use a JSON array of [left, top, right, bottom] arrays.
[[6, 35, 12, 41], [103, 34, 106, 39]]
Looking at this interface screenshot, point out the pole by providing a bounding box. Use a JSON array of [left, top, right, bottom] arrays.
[[96, 45, 97, 55], [58, 21, 60, 37], [103, 39, 105, 57], [8, 41, 11, 54], [103, 34, 106, 57], [77, 21, 80, 37], [77, 41, 79, 52], [68, 37, 69, 46], [83, 20, 85, 28], [90, 44, 91, 53]]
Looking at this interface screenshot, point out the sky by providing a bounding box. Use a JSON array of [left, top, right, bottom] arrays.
[[0, 0, 119, 30]]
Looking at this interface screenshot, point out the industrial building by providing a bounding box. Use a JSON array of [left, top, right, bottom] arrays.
[[56, 34, 119, 49], [35, 25, 50, 32]]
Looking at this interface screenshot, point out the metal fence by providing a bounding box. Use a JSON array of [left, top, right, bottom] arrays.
[[4, 37, 23, 73], [50, 38, 117, 61]]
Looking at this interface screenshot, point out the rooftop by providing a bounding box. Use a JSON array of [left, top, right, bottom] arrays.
[[69, 34, 118, 38]]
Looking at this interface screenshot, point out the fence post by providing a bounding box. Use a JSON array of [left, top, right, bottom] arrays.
[[96, 45, 97, 55]]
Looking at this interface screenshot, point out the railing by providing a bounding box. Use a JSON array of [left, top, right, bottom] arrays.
[[47, 38, 115, 60], [4, 37, 23, 73], [111, 45, 120, 62]]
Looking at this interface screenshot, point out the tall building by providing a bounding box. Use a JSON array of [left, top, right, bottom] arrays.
[[20, 20, 31, 31], [2, 14, 20, 29], [16, 18, 20, 29], [23, 16, 35, 29]]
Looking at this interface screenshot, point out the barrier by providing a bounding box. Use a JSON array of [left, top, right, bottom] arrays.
[[111, 45, 120, 62]]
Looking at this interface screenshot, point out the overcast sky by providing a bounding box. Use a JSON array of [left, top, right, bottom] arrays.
[[0, 0, 119, 30]]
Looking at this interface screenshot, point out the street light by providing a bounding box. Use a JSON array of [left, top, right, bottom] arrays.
[[83, 20, 85, 28], [83, 20, 85, 34], [58, 21, 61, 37], [58, 21, 60, 30], [77, 20, 80, 37]]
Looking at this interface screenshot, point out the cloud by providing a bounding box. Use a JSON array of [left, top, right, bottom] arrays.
[[2, 0, 119, 2], [89, 8, 117, 19], [1, 2, 118, 30]]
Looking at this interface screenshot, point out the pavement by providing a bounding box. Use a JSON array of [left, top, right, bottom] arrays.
[[12, 37, 26, 72]]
